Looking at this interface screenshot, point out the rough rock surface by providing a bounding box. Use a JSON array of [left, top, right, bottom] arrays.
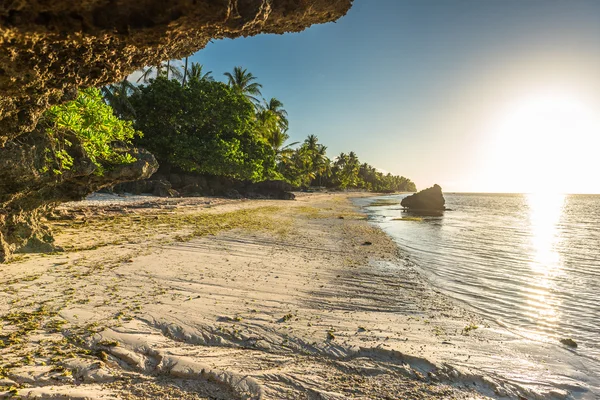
[[0, 130, 158, 261], [0, 0, 352, 261], [401, 184, 446, 212], [0, 0, 353, 144]]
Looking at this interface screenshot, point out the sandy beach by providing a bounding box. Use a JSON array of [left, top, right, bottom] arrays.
[[0, 193, 567, 399]]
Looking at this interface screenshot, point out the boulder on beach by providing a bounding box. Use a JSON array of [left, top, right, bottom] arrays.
[[400, 184, 445, 212]]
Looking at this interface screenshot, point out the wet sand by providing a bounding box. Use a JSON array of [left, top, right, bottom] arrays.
[[0, 193, 567, 399]]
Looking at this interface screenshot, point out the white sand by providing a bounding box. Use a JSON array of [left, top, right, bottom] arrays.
[[0, 194, 580, 399]]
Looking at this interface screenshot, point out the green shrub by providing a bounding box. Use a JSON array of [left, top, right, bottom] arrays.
[[42, 88, 140, 175]]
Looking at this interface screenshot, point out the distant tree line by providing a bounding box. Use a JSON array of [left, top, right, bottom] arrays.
[[89, 59, 416, 192]]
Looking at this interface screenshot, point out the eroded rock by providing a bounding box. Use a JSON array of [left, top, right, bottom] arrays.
[[0, 130, 158, 261], [0, 0, 353, 144], [400, 184, 446, 213]]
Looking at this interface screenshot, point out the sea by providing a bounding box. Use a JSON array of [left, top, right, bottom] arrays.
[[357, 192, 600, 398]]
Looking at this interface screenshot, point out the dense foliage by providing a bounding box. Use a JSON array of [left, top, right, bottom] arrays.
[[103, 60, 416, 192], [279, 136, 416, 192], [42, 88, 139, 175], [129, 77, 277, 181]]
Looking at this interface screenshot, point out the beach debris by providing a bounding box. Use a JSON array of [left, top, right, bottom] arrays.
[[97, 340, 119, 347], [559, 338, 578, 348], [279, 313, 294, 323], [327, 330, 336, 340], [461, 323, 478, 335], [217, 315, 240, 322], [362, 241, 373, 246]]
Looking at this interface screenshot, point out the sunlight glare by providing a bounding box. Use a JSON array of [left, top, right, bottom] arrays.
[[523, 192, 565, 325], [476, 90, 600, 194]]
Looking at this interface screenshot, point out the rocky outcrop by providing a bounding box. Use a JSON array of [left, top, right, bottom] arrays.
[[0, 130, 158, 262], [400, 184, 445, 213], [0, 0, 352, 260], [0, 0, 353, 144]]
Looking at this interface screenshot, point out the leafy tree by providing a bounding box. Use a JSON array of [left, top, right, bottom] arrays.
[[130, 77, 276, 181], [42, 88, 139, 175], [224, 66, 263, 105]]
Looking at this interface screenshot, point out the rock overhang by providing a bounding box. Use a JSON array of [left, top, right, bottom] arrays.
[[0, 0, 353, 144]]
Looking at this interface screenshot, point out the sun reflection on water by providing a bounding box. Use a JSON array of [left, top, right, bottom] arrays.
[[524, 193, 566, 328]]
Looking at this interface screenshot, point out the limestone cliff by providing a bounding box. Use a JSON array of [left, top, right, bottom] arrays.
[[0, 0, 353, 261]]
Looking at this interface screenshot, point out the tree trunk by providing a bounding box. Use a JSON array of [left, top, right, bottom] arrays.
[[166, 60, 171, 80], [183, 57, 189, 85]]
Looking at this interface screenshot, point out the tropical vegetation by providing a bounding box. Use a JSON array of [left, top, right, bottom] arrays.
[[41, 88, 140, 176], [65, 60, 415, 192]]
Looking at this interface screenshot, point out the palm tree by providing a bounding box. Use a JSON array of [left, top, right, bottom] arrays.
[[336, 151, 359, 188], [256, 108, 279, 139], [261, 97, 288, 130], [348, 151, 359, 166], [185, 62, 214, 83], [336, 152, 348, 166], [305, 134, 319, 152], [224, 66, 263, 104], [101, 79, 139, 120], [313, 144, 329, 186], [137, 61, 182, 83], [270, 128, 299, 160], [182, 56, 189, 85], [165, 60, 183, 81], [256, 97, 289, 142]]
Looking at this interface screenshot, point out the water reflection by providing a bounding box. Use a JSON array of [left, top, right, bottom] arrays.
[[525, 193, 565, 329]]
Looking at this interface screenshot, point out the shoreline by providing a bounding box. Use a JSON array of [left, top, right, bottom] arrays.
[[0, 193, 571, 399]]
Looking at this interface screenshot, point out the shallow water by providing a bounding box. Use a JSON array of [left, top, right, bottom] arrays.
[[357, 193, 600, 397]]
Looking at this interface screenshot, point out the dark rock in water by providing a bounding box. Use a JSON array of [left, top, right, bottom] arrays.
[[560, 338, 578, 348], [400, 184, 445, 212]]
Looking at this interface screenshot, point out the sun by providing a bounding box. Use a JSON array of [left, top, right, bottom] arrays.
[[476, 90, 600, 194]]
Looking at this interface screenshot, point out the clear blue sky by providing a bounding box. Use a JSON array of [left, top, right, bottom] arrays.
[[179, 0, 600, 193]]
